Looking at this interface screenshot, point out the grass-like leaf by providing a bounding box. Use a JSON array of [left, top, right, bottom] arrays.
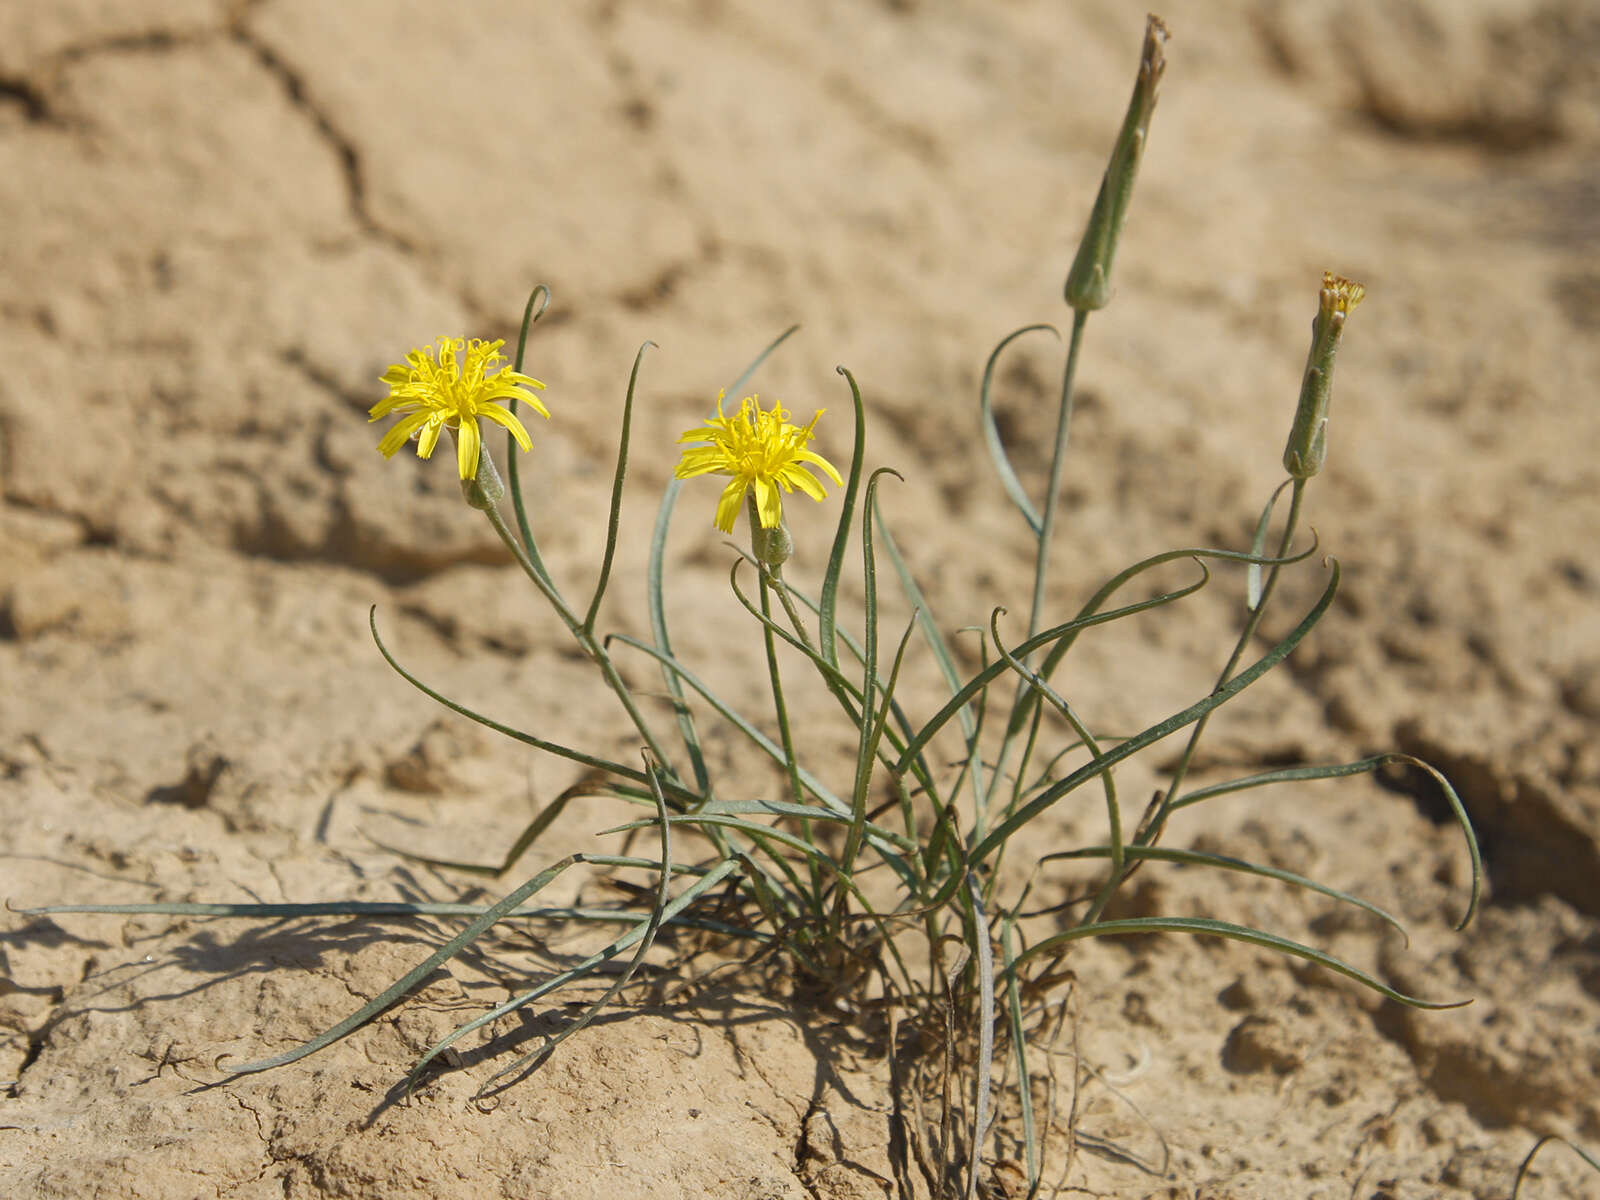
[[370, 608, 696, 809], [1245, 479, 1292, 611], [1010, 916, 1467, 1010], [896, 559, 1212, 775], [979, 323, 1059, 536], [404, 858, 743, 1094], [469, 757, 675, 1095], [1170, 753, 1481, 929], [820, 366, 868, 669], [221, 851, 594, 1076], [973, 560, 1339, 863], [584, 341, 654, 634], [1036, 844, 1409, 940], [1512, 1135, 1600, 1198], [508, 283, 552, 564]]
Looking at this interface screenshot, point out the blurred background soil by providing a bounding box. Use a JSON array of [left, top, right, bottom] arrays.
[[2, 1, 1598, 1196]]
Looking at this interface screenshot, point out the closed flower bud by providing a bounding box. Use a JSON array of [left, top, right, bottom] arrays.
[[1282, 273, 1366, 480], [461, 442, 506, 510], [1064, 13, 1169, 312], [752, 518, 795, 569]]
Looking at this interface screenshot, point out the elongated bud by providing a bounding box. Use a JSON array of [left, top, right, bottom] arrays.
[[1282, 272, 1366, 480], [461, 443, 506, 510], [1064, 13, 1169, 312]]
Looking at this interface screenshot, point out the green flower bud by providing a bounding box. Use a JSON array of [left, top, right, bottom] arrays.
[[1064, 13, 1169, 312], [1282, 273, 1366, 480], [752, 518, 795, 570], [461, 443, 506, 510]]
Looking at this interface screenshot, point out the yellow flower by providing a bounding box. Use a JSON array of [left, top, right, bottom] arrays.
[[370, 336, 549, 480], [675, 392, 844, 533]]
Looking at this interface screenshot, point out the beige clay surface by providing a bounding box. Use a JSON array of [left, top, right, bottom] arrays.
[[3, 1, 1599, 1196]]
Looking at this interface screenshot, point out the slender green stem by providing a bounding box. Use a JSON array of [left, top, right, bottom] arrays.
[[1028, 309, 1090, 645], [1078, 478, 1307, 928], [759, 573, 807, 815], [767, 572, 818, 653], [989, 612, 1121, 923], [482, 501, 678, 783], [982, 309, 1089, 833], [1143, 479, 1305, 838], [964, 873, 996, 1200], [507, 285, 552, 568], [752, 541, 818, 916]]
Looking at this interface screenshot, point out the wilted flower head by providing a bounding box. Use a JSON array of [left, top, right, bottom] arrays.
[[674, 392, 844, 534], [370, 337, 549, 480], [1282, 273, 1365, 480]]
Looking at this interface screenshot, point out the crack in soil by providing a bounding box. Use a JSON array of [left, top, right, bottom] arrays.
[[0, 75, 52, 122], [226, 23, 415, 258]]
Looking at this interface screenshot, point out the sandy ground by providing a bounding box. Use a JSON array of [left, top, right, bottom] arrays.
[[3, 1, 1599, 1197]]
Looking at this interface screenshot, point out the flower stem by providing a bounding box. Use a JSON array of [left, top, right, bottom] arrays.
[[1079, 477, 1308, 926], [1029, 310, 1089, 649], [482, 501, 680, 793], [981, 308, 1090, 836], [746, 496, 820, 900]]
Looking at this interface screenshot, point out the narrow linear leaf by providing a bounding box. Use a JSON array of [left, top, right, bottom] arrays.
[[835, 468, 899, 888], [987, 611, 1122, 914], [1513, 1135, 1600, 1199], [609, 632, 847, 816], [1010, 916, 1467, 1009], [220, 853, 589, 1075], [370, 609, 694, 805], [508, 283, 552, 559], [820, 366, 868, 668], [510, 284, 551, 376], [964, 875, 997, 1200], [971, 560, 1339, 862], [1042, 844, 1408, 940], [897, 560, 1211, 774], [646, 476, 709, 795], [727, 324, 802, 398], [1170, 752, 1480, 930], [1245, 480, 1292, 611], [726, 559, 939, 803], [602, 812, 898, 869], [474, 756, 676, 1094], [1028, 538, 1319, 703], [873, 494, 979, 800], [368, 770, 614, 877], [20, 900, 715, 921], [979, 323, 1058, 536], [999, 920, 1039, 1188], [839, 612, 918, 886], [585, 340, 654, 632], [406, 859, 743, 1090]]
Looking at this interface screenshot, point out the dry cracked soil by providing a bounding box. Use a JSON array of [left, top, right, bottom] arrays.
[[3, 1, 1599, 1198]]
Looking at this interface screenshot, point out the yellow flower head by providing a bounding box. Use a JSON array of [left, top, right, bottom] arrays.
[[674, 392, 844, 533], [1318, 272, 1365, 323], [370, 336, 549, 480]]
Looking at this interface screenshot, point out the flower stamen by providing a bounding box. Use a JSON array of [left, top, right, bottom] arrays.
[[674, 392, 844, 534], [370, 336, 549, 480]]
